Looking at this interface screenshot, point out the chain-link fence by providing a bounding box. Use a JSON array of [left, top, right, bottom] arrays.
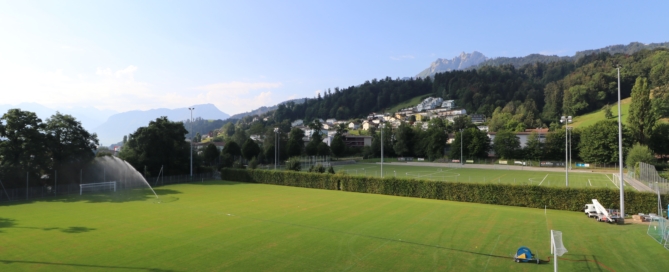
[[0, 171, 215, 203], [633, 162, 669, 194]]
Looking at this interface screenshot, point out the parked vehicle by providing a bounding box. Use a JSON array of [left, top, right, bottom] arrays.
[[584, 204, 597, 218]]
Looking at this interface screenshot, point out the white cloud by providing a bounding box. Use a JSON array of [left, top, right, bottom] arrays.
[[390, 55, 415, 61], [314, 90, 322, 96], [0, 62, 284, 114], [192, 82, 282, 114]]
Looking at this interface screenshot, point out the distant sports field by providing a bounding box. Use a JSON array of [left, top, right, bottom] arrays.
[[1, 180, 667, 271], [334, 163, 627, 189]]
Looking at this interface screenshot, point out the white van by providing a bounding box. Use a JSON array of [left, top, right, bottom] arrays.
[[584, 204, 597, 218]]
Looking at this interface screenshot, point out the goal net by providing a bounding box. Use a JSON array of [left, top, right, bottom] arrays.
[[80, 181, 116, 195], [647, 216, 669, 250], [551, 230, 568, 271]]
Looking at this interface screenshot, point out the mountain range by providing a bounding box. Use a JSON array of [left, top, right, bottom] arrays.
[[93, 104, 229, 145], [416, 42, 669, 79], [5, 41, 668, 147], [415, 51, 488, 78]]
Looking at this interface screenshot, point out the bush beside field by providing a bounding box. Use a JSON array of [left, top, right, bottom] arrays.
[[221, 168, 668, 214]]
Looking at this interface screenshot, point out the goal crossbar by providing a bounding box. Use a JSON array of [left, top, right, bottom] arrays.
[[80, 181, 116, 195]]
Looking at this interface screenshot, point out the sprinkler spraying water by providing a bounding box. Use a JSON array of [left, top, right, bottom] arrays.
[[90, 156, 161, 202]]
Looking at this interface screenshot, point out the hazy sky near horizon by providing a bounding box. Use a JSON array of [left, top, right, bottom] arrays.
[[1, 1, 668, 115]]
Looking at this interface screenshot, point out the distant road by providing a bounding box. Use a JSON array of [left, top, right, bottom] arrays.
[[376, 161, 595, 173]]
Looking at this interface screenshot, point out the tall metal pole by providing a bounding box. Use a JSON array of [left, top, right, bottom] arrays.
[[617, 66, 625, 222], [188, 107, 194, 180], [26, 172, 29, 200], [565, 125, 568, 187], [569, 128, 572, 170], [277, 129, 280, 169], [381, 122, 384, 178], [561, 115, 571, 187], [460, 129, 463, 165]]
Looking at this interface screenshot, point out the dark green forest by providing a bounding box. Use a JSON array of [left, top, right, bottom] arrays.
[[268, 48, 669, 129]]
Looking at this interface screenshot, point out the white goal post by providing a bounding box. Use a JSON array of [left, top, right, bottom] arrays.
[[551, 230, 568, 272], [80, 181, 116, 195]]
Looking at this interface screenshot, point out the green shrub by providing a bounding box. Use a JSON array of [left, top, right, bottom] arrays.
[[309, 163, 325, 173], [220, 169, 667, 214], [286, 157, 301, 171], [248, 157, 259, 169]]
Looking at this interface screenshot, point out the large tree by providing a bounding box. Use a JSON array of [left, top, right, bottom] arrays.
[[649, 123, 669, 158], [45, 112, 99, 170], [523, 132, 543, 161], [202, 143, 220, 166], [425, 118, 448, 160], [330, 134, 346, 157], [118, 117, 190, 175], [492, 130, 520, 159], [628, 77, 656, 144], [287, 128, 305, 157], [579, 120, 632, 164], [241, 139, 261, 160], [0, 109, 48, 186], [393, 122, 414, 156], [449, 127, 490, 160]]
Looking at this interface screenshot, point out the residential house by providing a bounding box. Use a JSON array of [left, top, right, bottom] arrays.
[[441, 100, 455, 109], [326, 118, 337, 124], [291, 119, 304, 127], [348, 122, 360, 130], [416, 97, 443, 112], [470, 114, 486, 124], [343, 134, 373, 148]]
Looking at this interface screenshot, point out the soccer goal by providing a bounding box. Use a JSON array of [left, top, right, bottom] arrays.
[[550, 230, 568, 272], [647, 216, 669, 248], [80, 181, 116, 195]]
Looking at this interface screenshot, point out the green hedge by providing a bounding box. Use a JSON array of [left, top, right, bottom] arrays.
[[221, 168, 667, 214], [222, 168, 338, 190]]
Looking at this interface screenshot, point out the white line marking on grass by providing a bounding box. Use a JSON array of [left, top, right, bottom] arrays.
[[538, 174, 549, 186], [483, 235, 501, 272], [588, 179, 592, 187], [606, 174, 620, 189]]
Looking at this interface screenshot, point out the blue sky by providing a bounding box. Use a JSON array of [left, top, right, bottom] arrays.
[[1, 0, 667, 115]]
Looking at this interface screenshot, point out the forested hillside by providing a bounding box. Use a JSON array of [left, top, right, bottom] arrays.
[[269, 48, 669, 130]]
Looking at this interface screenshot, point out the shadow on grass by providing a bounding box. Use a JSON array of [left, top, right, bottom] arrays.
[[0, 218, 16, 232], [61, 226, 96, 233], [2, 218, 96, 234], [0, 188, 183, 206], [0, 259, 177, 271]]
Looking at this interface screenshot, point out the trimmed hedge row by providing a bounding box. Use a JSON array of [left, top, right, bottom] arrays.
[[221, 168, 667, 214], [223, 168, 338, 190]]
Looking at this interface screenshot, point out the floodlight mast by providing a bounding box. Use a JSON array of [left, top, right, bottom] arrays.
[[274, 127, 279, 170], [380, 118, 384, 178], [560, 115, 572, 187], [189, 107, 194, 180], [617, 66, 625, 222], [460, 128, 463, 165]]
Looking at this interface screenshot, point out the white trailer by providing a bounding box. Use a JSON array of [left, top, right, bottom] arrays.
[[592, 199, 620, 223]]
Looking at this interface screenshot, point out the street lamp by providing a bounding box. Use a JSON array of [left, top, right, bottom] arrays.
[[560, 115, 572, 187], [380, 120, 384, 178], [188, 107, 194, 180], [617, 65, 625, 222], [274, 127, 279, 170]]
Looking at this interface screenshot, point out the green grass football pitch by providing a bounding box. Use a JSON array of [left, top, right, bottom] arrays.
[[333, 163, 629, 190], [1, 180, 666, 271]]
